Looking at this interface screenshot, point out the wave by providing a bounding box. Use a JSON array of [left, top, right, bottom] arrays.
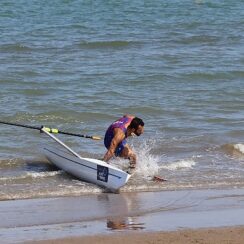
[[234, 144, 244, 154], [222, 143, 244, 156], [19, 89, 49, 96], [176, 35, 220, 45], [159, 159, 196, 171], [0, 43, 32, 52], [183, 71, 233, 81], [0, 171, 62, 182], [0, 158, 25, 169], [78, 40, 138, 49]]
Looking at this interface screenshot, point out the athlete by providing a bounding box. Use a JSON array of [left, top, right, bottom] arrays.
[[103, 115, 144, 172]]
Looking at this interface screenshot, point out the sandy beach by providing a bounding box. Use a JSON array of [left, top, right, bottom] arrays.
[[30, 226, 244, 244], [1, 1, 244, 244], [1, 188, 244, 243]]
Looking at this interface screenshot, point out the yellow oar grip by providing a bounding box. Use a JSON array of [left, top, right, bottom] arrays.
[[51, 128, 59, 133], [92, 136, 102, 140], [43, 127, 59, 134]]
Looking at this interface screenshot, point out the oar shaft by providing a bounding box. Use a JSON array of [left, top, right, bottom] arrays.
[[0, 121, 40, 130], [0, 121, 101, 140], [57, 130, 101, 140], [41, 128, 82, 159]]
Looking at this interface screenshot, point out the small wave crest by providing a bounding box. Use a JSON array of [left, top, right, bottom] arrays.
[[0, 171, 62, 182], [159, 159, 196, 171], [222, 143, 244, 156], [234, 144, 244, 154], [78, 40, 136, 49], [26, 171, 62, 178], [0, 158, 25, 169], [0, 43, 32, 52]]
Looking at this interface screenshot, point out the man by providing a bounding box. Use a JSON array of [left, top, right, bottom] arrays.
[[103, 115, 144, 172]]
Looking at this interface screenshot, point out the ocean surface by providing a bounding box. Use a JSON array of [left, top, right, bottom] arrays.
[[0, 0, 244, 200]]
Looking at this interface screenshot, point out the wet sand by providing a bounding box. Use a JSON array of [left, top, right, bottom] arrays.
[[31, 226, 244, 244], [1, 188, 244, 243]]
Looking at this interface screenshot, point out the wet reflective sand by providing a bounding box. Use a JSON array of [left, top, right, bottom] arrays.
[[1, 188, 244, 243]]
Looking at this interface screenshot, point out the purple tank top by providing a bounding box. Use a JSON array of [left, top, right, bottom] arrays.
[[109, 117, 133, 135]]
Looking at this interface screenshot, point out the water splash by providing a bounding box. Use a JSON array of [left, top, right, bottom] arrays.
[[108, 138, 161, 179], [133, 138, 161, 178]]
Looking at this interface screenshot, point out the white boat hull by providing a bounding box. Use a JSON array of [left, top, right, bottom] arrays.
[[43, 145, 131, 191]]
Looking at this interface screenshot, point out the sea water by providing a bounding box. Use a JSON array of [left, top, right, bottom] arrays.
[[0, 0, 244, 200]]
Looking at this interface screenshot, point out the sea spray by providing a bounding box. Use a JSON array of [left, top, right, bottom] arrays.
[[108, 138, 161, 178], [132, 138, 161, 179]]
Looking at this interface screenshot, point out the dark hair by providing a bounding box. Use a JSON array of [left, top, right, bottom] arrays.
[[129, 117, 144, 129]]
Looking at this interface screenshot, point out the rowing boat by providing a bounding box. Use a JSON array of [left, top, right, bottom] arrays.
[[42, 129, 131, 191]]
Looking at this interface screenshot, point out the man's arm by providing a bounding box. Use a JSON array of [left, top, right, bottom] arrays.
[[103, 128, 125, 162]]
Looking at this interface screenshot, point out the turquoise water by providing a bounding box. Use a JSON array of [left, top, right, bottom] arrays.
[[0, 0, 244, 199]]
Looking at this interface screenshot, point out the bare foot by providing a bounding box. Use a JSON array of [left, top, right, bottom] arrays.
[[127, 165, 136, 175]]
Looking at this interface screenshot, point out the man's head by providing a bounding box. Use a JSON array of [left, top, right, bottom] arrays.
[[128, 117, 144, 136]]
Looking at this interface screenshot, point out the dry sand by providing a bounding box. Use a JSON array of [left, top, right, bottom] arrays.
[[29, 226, 244, 244]]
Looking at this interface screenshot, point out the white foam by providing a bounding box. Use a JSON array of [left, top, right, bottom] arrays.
[[0, 171, 61, 181], [234, 144, 244, 154], [133, 139, 161, 178], [26, 171, 62, 178], [109, 138, 160, 179], [160, 159, 196, 171]]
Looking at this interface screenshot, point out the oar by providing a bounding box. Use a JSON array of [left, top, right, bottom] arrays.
[[0, 120, 101, 140]]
